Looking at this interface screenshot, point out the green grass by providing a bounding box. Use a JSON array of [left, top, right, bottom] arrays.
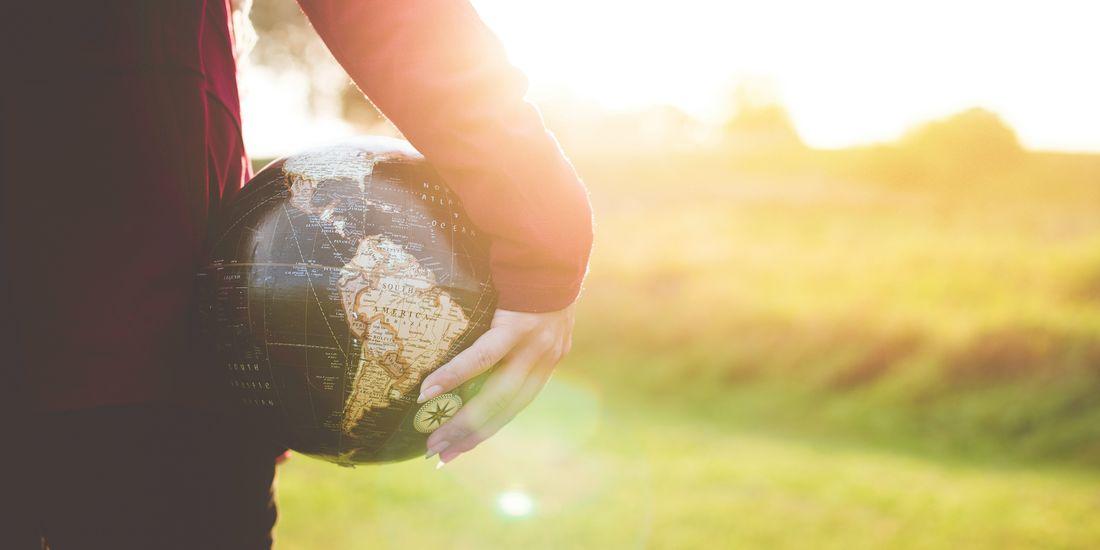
[[572, 149, 1100, 464], [272, 147, 1100, 548], [276, 377, 1100, 549]]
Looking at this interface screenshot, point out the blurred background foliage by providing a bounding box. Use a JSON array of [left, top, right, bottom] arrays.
[[242, 1, 1100, 548]]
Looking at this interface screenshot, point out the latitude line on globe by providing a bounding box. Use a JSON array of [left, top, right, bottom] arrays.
[[256, 211, 292, 431], [270, 212, 359, 363], [266, 343, 343, 350], [280, 203, 326, 429], [209, 193, 284, 251]]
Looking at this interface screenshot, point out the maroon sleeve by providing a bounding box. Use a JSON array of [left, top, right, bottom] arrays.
[[296, 0, 593, 312]]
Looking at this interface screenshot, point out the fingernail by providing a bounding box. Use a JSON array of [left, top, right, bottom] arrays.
[[417, 385, 443, 403], [425, 440, 450, 459], [435, 460, 446, 470]]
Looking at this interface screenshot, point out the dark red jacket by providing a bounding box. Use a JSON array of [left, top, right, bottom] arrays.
[[1, 0, 592, 411]]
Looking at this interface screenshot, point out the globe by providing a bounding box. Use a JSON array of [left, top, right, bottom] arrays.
[[199, 138, 497, 465]]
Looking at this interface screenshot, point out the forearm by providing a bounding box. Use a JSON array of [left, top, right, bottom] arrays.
[[297, 0, 594, 311]]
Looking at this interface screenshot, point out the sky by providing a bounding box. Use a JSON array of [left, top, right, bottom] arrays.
[[471, 0, 1100, 152], [240, 1, 1100, 156]]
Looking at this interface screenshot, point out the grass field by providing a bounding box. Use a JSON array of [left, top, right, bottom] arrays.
[[272, 144, 1100, 548], [276, 380, 1100, 549]]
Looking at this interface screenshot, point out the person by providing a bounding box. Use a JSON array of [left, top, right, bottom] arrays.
[[0, 1, 593, 547]]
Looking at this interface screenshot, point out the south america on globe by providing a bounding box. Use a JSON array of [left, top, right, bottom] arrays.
[[198, 138, 496, 466]]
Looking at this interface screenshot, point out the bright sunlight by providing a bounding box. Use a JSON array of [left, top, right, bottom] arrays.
[[475, 0, 1100, 151]]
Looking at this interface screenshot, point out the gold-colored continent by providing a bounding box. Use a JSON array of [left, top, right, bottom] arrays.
[[336, 235, 468, 435], [281, 161, 469, 438]]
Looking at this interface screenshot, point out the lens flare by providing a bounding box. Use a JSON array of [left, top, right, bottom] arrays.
[[497, 490, 535, 517]]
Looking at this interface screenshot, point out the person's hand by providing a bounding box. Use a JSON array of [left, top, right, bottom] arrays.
[[419, 303, 576, 464]]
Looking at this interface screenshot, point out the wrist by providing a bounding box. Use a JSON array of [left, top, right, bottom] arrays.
[[493, 280, 583, 313]]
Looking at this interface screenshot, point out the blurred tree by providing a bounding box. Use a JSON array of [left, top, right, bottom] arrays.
[[247, 0, 384, 128], [899, 107, 1023, 168], [723, 81, 804, 154], [339, 81, 386, 128], [835, 108, 1026, 186]]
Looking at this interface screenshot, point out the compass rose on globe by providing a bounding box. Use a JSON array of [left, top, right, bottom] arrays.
[[414, 394, 464, 433]]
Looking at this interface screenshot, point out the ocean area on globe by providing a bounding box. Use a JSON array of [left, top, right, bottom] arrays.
[[198, 137, 497, 466]]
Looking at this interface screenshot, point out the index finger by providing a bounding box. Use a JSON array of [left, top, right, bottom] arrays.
[[417, 325, 522, 403]]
